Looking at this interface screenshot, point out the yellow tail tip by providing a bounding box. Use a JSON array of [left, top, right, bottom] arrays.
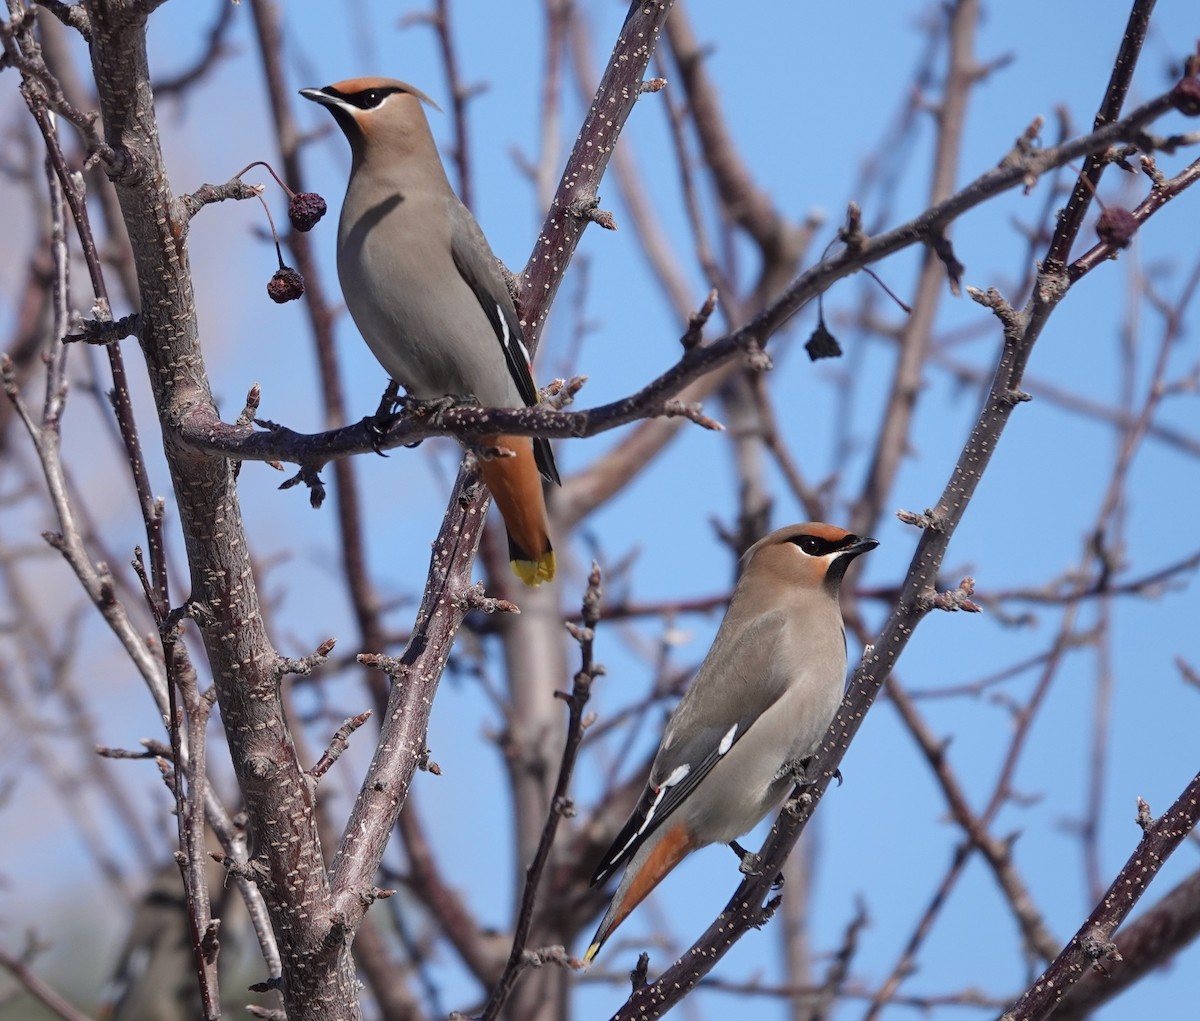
[[511, 550, 556, 586]]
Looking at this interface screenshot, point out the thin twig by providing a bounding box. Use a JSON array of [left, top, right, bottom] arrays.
[[480, 563, 604, 1019]]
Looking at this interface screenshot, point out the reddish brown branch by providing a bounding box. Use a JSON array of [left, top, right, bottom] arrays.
[[308, 711, 373, 781], [1044, 0, 1157, 268], [1047, 867, 1200, 1020], [1000, 772, 1200, 1021]]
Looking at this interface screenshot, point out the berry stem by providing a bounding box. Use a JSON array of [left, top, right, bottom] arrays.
[[236, 159, 296, 198], [255, 192, 286, 268]]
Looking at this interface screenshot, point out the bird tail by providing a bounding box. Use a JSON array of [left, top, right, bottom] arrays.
[[583, 821, 696, 965], [477, 434, 555, 585]]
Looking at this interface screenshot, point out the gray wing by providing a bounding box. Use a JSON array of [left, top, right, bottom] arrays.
[[590, 611, 792, 887], [447, 201, 559, 485], [589, 705, 767, 887]]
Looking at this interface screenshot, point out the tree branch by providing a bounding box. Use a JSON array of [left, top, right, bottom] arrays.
[[481, 565, 605, 1019], [1000, 774, 1200, 1021]]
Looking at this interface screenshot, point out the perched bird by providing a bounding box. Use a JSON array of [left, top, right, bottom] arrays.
[[585, 523, 877, 963], [300, 78, 560, 585]]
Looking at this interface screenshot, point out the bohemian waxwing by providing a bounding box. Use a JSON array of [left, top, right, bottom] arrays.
[[584, 523, 878, 963], [300, 77, 560, 585]]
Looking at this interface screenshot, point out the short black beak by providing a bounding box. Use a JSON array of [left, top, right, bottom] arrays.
[[845, 536, 878, 558], [299, 86, 335, 107]]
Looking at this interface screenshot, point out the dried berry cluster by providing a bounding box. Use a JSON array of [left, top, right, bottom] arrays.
[[235, 161, 328, 303]]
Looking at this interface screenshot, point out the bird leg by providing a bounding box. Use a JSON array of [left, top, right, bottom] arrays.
[[728, 841, 785, 889], [399, 393, 463, 421], [375, 393, 466, 452], [363, 381, 404, 455], [729, 840, 760, 874]]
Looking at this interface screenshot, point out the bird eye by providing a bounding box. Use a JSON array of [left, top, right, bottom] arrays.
[[346, 87, 399, 110], [789, 533, 862, 556]]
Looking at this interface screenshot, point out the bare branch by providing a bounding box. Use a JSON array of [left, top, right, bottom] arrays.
[[1000, 773, 1200, 1021], [308, 711, 374, 781], [480, 564, 604, 1019]]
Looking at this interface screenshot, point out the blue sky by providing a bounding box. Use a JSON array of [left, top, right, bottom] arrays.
[[1, 2, 1198, 1019]]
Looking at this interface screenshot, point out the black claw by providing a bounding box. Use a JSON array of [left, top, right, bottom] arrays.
[[362, 381, 405, 455], [787, 756, 841, 788], [363, 412, 396, 456]]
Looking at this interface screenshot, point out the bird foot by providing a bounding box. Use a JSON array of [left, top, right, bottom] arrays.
[[777, 757, 813, 786], [729, 840, 760, 875], [728, 841, 784, 888], [399, 393, 462, 424], [370, 394, 468, 453], [779, 757, 843, 788], [362, 411, 399, 456], [398, 393, 476, 446], [363, 383, 407, 455]]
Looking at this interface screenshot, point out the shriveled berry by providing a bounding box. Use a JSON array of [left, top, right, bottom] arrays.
[[289, 191, 327, 232], [267, 266, 305, 303], [805, 322, 843, 361], [1171, 76, 1200, 117], [1096, 207, 1138, 249]]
